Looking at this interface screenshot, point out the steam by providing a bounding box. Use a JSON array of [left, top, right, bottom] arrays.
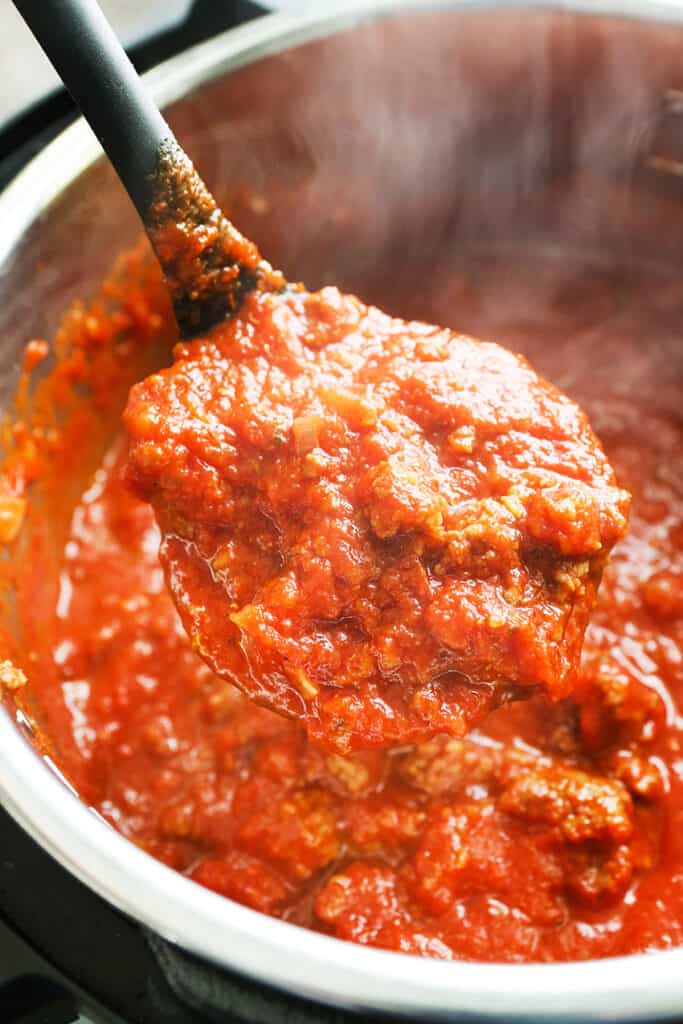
[[8, 5, 683, 420], [169, 9, 681, 301]]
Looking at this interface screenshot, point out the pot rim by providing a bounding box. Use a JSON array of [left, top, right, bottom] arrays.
[[2, 1, 683, 1018]]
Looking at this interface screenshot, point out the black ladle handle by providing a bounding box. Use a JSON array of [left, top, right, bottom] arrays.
[[12, 0, 281, 339], [13, 0, 170, 217]]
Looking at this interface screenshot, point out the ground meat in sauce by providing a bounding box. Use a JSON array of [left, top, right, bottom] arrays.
[[124, 286, 628, 753], [32, 252, 683, 964]]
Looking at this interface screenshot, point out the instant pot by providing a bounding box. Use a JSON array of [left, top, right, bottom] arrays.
[[2, 1, 683, 1021]]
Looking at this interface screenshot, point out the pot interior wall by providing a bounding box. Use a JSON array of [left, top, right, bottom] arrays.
[[168, 8, 683, 292], [3, 7, 683, 397]]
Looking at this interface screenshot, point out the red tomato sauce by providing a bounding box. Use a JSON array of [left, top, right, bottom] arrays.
[[10, 246, 683, 963], [124, 284, 627, 753]]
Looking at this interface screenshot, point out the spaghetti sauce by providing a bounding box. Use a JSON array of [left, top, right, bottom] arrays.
[[18, 247, 683, 963], [124, 285, 627, 753]]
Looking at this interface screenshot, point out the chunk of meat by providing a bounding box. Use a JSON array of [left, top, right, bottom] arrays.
[[237, 788, 339, 881], [316, 862, 453, 959], [125, 286, 629, 752], [409, 802, 566, 923], [499, 765, 634, 844], [190, 852, 290, 914], [499, 763, 637, 906], [345, 795, 425, 855]]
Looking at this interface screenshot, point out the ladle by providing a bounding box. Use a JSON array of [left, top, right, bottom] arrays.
[[12, 0, 630, 754]]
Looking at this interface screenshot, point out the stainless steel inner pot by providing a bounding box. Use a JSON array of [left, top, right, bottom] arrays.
[[2, 1, 683, 1019]]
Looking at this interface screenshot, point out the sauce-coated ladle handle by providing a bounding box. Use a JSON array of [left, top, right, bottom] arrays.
[[12, 0, 281, 338]]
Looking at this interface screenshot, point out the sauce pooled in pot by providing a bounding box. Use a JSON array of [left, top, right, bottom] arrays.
[[18, 249, 683, 963]]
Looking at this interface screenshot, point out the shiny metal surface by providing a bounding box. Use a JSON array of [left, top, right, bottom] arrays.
[[1, 2, 683, 1018]]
